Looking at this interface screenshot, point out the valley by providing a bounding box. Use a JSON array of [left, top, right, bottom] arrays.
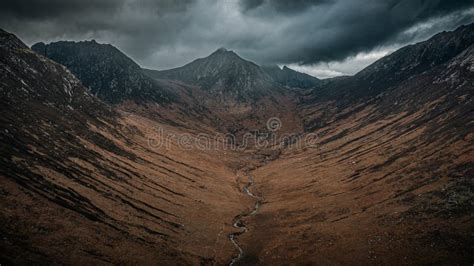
[[1, 23, 473, 265]]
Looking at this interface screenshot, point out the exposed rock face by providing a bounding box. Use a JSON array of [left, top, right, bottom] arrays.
[[262, 65, 321, 88], [32, 40, 177, 104], [0, 29, 28, 50]]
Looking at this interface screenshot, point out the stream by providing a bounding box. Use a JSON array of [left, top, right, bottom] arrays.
[[228, 174, 263, 266]]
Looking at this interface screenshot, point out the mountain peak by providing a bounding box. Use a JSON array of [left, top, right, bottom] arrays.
[[144, 48, 279, 102], [215, 47, 229, 53], [209, 47, 240, 59]]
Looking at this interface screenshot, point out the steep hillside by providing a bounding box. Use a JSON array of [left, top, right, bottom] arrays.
[[0, 29, 248, 265], [31, 40, 177, 104], [238, 26, 474, 265]]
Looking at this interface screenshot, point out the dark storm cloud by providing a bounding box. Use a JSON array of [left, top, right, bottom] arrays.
[[0, 0, 196, 64], [0, 0, 473, 70], [0, 0, 121, 19], [0, 0, 193, 19], [240, 0, 331, 14], [238, 0, 474, 64]]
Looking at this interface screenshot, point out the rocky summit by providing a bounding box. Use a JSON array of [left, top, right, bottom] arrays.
[[144, 48, 280, 102]]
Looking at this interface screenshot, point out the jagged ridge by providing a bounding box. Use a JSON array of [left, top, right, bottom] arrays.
[[32, 40, 177, 104]]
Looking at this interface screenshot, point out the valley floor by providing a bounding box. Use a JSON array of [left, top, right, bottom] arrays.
[[3, 97, 473, 265]]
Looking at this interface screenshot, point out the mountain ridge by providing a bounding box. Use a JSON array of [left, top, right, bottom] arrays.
[[31, 40, 178, 104], [311, 23, 474, 104]]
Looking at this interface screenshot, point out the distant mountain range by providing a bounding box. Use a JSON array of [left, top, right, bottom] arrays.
[[29, 24, 474, 108], [31, 41, 323, 105]]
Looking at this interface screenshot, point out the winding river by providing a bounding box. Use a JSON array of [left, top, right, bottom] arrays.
[[228, 175, 263, 266]]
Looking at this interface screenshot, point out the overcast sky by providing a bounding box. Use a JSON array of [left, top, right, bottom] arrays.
[[1, 0, 473, 78]]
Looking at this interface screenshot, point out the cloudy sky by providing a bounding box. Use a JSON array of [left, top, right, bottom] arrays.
[[1, 0, 473, 78]]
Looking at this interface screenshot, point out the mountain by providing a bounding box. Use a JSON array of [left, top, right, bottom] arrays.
[[144, 48, 280, 102], [0, 30, 114, 124], [246, 25, 474, 265], [313, 23, 474, 103], [143, 48, 298, 132], [0, 28, 249, 265], [262, 65, 321, 88], [32, 40, 177, 104], [355, 23, 474, 91]]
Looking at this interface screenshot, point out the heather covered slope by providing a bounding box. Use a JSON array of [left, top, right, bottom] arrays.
[[0, 29, 248, 265], [239, 27, 474, 265]]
